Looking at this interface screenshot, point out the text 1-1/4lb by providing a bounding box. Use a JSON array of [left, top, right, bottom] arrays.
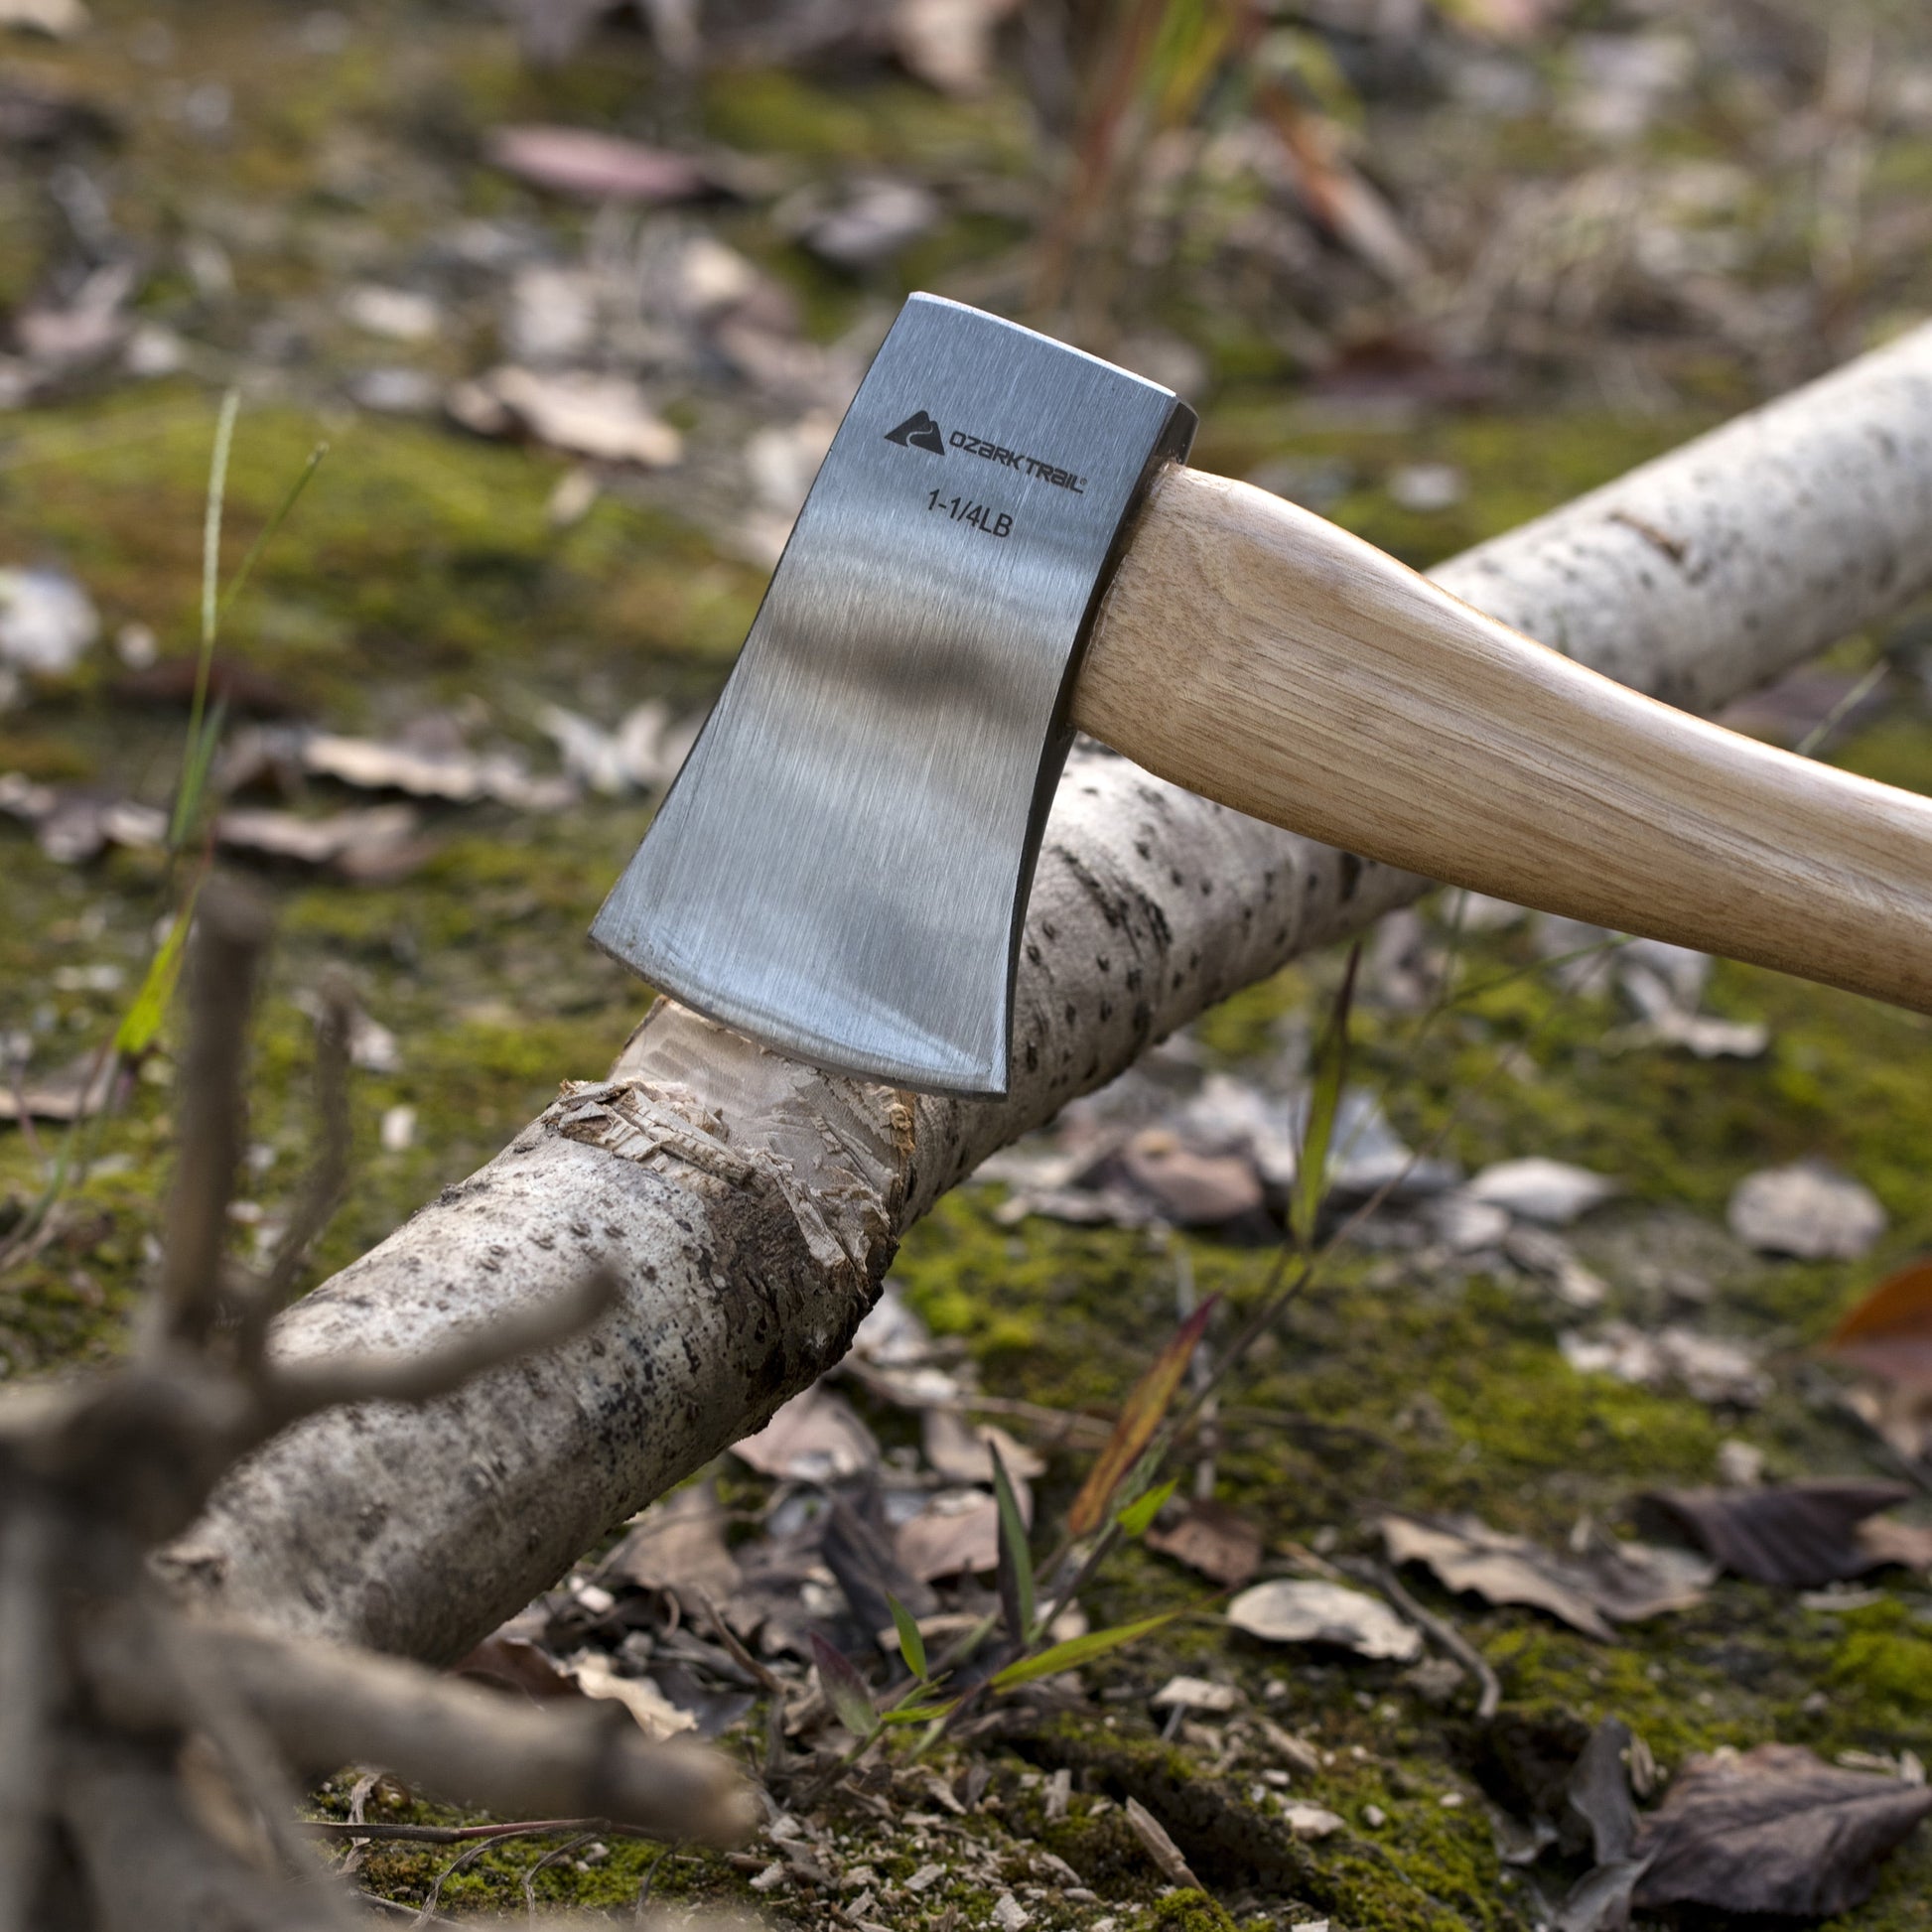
[[927, 490, 1013, 539]]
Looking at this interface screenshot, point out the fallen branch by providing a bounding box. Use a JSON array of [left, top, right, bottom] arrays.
[[0, 888, 752, 1929], [167, 326, 1932, 1664]]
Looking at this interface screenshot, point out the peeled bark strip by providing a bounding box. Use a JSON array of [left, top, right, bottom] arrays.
[[166, 325, 1932, 1663]]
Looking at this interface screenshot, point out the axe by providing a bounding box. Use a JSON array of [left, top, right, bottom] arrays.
[[594, 294, 1932, 1095]]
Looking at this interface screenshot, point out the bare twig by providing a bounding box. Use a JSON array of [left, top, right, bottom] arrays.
[[308, 1819, 611, 1847], [245, 968, 355, 1365], [4, 1056, 44, 1165], [92, 1618, 754, 1848], [412, 1838, 494, 1929], [153, 878, 269, 1353], [338, 1768, 380, 1880], [1342, 1558, 1501, 1722], [262, 1269, 621, 1427], [0, 1500, 56, 1932], [521, 1831, 597, 1917], [354, 1894, 459, 1926], [151, 1602, 358, 1926]]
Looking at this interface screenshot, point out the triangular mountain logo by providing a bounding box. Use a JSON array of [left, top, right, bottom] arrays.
[[884, 409, 944, 455]]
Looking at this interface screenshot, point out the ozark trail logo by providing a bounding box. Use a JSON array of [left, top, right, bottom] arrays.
[[884, 409, 944, 455]]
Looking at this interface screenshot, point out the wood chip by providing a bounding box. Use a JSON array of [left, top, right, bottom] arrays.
[[1123, 1798, 1201, 1889], [1151, 1675, 1240, 1714]]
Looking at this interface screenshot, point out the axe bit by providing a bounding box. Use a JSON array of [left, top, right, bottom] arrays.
[[594, 293, 1932, 1096]]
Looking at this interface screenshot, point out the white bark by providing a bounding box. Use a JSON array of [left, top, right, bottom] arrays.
[[163, 326, 1932, 1663]]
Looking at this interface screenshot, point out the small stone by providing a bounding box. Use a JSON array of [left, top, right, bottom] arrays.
[[748, 1863, 785, 1891], [1151, 1674, 1240, 1714], [0, 566, 97, 676], [1718, 1438, 1766, 1486], [992, 1892, 1030, 1930], [1727, 1160, 1886, 1260], [1363, 1805, 1388, 1828], [114, 621, 158, 669], [342, 283, 441, 343], [904, 1863, 944, 1894], [1284, 1802, 1345, 1840], [1468, 1157, 1619, 1226], [1429, 1191, 1512, 1253], [379, 1104, 416, 1153], [1503, 1223, 1608, 1309], [1387, 461, 1465, 511]]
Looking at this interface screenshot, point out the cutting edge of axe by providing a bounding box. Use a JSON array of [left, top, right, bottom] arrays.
[[595, 292, 1932, 1095]]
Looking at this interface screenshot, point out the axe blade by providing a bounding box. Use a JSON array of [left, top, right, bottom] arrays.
[[592, 295, 1194, 1096]]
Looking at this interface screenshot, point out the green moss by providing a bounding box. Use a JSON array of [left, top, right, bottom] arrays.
[[700, 67, 1030, 173], [1832, 1604, 1932, 1730]]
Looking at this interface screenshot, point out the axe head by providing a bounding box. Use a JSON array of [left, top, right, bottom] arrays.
[[591, 296, 1194, 1096]]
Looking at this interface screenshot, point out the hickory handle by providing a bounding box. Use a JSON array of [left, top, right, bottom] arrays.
[[1075, 464, 1932, 1017]]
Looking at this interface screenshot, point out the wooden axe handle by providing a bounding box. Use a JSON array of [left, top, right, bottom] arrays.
[[1077, 463, 1932, 1014]]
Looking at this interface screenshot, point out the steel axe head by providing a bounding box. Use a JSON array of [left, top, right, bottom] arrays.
[[591, 295, 1195, 1096]]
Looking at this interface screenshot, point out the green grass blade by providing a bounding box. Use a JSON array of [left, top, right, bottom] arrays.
[[991, 1440, 1035, 1644], [169, 699, 227, 850], [1117, 1476, 1177, 1540], [879, 1702, 957, 1726], [215, 440, 329, 627], [113, 891, 198, 1058], [172, 389, 239, 847], [809, 1633, 879, 1740], [887, 1592, 928, 1681], [1293, 942, 1360, 1249], [989, 1607, 1185, 1694], [200, 387, 239, 654]]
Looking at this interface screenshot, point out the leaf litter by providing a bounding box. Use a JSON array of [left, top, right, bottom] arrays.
[[1226, 1579, 1424, 1663], [10, 1, 1932, 1918], [1636, 1479, 1932, 1586], [1635, 1745, 1932, 1916], [1379, 1511, 1716, 1640]]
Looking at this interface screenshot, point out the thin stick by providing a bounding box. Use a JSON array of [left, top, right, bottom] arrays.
[[306, 1818, 608, 1847], [355, 1894, 459, 1927], [521, 1831, 597, 1918], [244, 970, 353, 1365], [172, 387, 239, 848], [154, 879, 268, 1352], [153, 1603, 359, 1927], [4, 1057, 43, 1164], [413, 1839, 494, 1928], [0, 1501, 56, 1932], [339, 1768, 380, 1881], [1344, 1558, 1500, 1722]]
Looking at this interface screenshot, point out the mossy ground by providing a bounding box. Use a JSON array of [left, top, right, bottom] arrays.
[[5, 1, 1932, 1925]]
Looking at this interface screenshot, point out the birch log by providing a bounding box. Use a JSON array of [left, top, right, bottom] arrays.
[[163, 325, 1932, 1664]]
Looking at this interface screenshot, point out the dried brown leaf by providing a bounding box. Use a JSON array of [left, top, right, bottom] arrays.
[[599, 1481, 742, 1610], [732, 1386, 878, 1484], [1827, 1256, 1932, 1392], [1380, 1512, 1713, 1640], [485, 125, 713, 203], [1635, 1744, 1932, 1916], [1638, 1479, 1924, 1587], [1145, 1497, 1263, 1587]]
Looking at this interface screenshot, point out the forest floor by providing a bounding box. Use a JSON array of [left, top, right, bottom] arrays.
[[3, 1, 1932, 1926]]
